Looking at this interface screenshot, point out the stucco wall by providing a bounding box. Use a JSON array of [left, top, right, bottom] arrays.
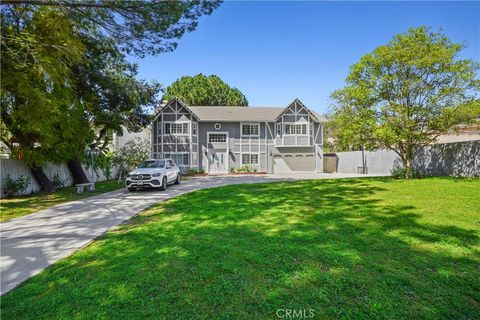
[[414, 140, 479, 177], [328, 140, 479, 177], [0, 159, 118, 197]]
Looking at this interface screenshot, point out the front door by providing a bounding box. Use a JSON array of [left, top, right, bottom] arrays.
[[208, 150, 228, 174]]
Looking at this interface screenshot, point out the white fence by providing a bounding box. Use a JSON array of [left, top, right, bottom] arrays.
[[0, 159, 119, 197], [327, 140, 480, 177]]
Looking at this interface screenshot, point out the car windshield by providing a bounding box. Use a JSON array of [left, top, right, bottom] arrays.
[[137, 160, 165, 168]]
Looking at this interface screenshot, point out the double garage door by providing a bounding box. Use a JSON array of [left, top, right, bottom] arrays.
[[273, 153, 315, 173]]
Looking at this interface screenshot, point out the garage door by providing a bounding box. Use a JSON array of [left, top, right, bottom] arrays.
[[273, 154, 315, 173]]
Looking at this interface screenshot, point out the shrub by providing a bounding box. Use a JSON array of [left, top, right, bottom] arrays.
[[4, 175, 31, 197], [188, 168, 204, 174], [52, 171, 68, 189], [390, 166, 423, 179]]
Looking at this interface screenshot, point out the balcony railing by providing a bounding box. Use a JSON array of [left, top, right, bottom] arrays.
[[275, 135, 312, 147]]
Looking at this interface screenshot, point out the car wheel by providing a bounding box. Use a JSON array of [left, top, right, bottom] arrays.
[[175, 174, 181, 185], [160, 176, 167, 191], [127, 187, 135, 192]]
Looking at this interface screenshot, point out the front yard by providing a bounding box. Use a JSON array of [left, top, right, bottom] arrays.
[[0, 180, 124, 222], [1, 177, 479, 319]]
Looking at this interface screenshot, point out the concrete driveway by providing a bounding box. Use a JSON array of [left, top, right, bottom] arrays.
[[0, 172, 382, 294]]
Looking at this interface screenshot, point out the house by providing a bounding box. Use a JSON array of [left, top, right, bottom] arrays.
[[151, 98, 327, 174]]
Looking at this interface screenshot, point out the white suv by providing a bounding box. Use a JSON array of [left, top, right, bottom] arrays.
[[126, 159, 181, 192]]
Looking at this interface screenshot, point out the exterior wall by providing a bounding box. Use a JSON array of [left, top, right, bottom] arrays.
[[332, 150, 400, 174], [414, 140, 479, 177], [152, 100, 198, 173], [152, 99, 324, 174], [0, 159, 119, 197], [329, 140, 479, 177]]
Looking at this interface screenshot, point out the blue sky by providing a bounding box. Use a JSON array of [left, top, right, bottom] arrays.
[[132, 1, 480, 114]]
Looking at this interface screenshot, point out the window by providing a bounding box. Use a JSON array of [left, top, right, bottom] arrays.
[[241, 153, 259, 165], [276, 123, 282, 136], [138, 160, 165, 168], [192, 122, 197, 135], [164, 153, 189, 166], [165, 122, 189, 135], [284, 123, 307, 135], [208, 133, 227, 143], [241, 123, 259, 136]]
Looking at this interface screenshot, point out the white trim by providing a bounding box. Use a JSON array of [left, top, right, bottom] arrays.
[[163, 152, 190, 166], [164, 121, 190, 136], [206, 131, 229, 174], [207, 131, 228, 143], [240, 153, 260, 166], [240, 122, 260, 137]]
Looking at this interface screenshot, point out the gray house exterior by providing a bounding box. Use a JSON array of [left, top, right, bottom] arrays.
[[151, 98, 327, 174]]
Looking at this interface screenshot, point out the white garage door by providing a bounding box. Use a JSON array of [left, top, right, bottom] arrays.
[[273, 154, 315, 173]]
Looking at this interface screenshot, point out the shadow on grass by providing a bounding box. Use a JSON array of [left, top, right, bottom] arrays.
[[0, 180, 123, 222], [1, 178, 479, 319]]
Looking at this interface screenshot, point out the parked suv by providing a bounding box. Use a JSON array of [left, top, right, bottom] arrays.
[[126, 159, 181, 192]]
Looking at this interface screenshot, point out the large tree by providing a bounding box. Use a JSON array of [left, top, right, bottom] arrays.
[[329, 27, 479, 177], [1, 1, 221, 188], [163, 74, 248, 106], [1, 6, 90, 191]]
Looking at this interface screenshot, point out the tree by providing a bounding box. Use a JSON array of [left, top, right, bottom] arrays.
[[1, 1, 221, 189], [163, 74, 248, 106], [1, 6, 90, 191], [1, 0, 222, 57], [67, 37, 161, 184], [330, 27, 480, 178]]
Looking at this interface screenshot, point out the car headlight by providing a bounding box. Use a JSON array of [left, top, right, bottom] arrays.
[[151, 172, 161, 177]]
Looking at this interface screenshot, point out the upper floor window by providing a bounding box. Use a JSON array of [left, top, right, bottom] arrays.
[[276, 123, 282, 136], [241, 123, 259, 136], [284, 123, 307, 135], [208, 133, 227, 143], [192, 122, 197, 135], [165, 122, 189, 135]]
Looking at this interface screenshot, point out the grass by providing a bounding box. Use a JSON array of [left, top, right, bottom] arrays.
[[0, 180, 124, 222], [1, 177, 479, 319]]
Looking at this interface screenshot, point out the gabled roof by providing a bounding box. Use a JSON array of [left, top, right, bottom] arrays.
[[275, 98, 328, 122], [154, 98, 328, 122]]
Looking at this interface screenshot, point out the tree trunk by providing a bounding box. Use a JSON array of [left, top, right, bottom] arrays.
[[67, 159, 90, 184], [31, 166, 55, 192]]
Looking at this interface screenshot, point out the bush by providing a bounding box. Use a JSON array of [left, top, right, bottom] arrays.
[[4, 175, 31, 197], [390, 166, 423, 179], [52, 171, 68, 189], [188, 168, 205, 174]]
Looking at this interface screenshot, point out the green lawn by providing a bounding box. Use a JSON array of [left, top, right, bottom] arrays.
[[0, 180, 124, 222], [1, 178, 479, 319]]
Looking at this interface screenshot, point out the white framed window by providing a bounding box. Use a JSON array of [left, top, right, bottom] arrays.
[[284, 123, 307, 135], [164, 153, 189, 166], [165, 122, 189, 135], [208, 133, 227, 143], [276, 123, 282, 136], [241, 153, 259, 165], [241, 123, 259, 137], [192, 122, 197, 135]]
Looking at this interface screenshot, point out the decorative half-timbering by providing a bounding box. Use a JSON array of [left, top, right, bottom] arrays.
[[151, 98, 326, 174]]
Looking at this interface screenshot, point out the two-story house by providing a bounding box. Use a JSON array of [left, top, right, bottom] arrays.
[[151, 98, 327, 174]]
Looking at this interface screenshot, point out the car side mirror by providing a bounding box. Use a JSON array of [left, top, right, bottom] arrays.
[[166, 165, 171, 169]]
